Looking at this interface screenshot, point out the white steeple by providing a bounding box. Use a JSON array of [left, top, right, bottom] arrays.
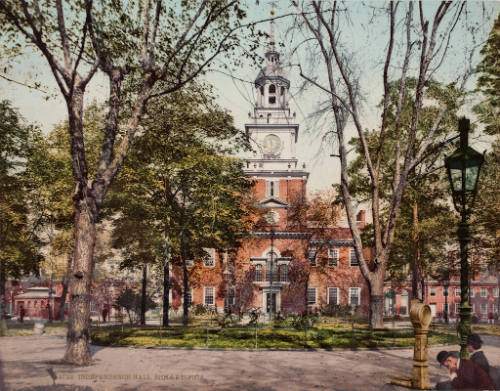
[[243, 16, 307, 183]]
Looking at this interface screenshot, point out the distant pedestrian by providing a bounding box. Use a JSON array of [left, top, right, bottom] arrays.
[[467, 334, 490, 375], [102, 307, 108, 323], [19, 306, 25, 323], [435, 350, 495, 390]]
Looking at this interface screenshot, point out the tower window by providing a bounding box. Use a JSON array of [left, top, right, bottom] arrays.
[[269, 84, 276, 94], [269, 96, 276, 104]]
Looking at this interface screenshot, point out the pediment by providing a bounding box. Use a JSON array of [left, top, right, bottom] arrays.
[[257, 197, 289, 208]]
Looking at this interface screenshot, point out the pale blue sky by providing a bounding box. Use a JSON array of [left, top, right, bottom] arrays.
[[0, 1, 498, 191]]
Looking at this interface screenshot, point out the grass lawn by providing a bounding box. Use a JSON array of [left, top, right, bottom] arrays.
[[3, 320, 68, 336], [90, 322, 459, 350]]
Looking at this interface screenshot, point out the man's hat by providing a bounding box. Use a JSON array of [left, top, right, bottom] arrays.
[[467, 333, 482, 348], [437, 350, 459, 365], [437, 350, 450, 365]]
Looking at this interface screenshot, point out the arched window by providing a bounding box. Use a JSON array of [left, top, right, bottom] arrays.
[[255, 264, 262, 282], [269, 84, 276, 94]]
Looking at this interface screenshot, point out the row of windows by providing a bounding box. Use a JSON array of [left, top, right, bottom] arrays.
[[259, 84, 286, 96], [430, 287, 499, 298], [255, 264, 288, 282], [308, 248, 359, 267], [434, 302, 500, 315], [307, 287, 361, 306], [191, 286, 363, 308], [185, 286, 236, 307]]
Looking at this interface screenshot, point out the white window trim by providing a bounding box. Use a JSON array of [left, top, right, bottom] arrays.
[[327, 287, 339, 305], [184, 288, 193, 306], [328, 248, 339, 267], [255, 264, 263, 282], [455, 303, 460, 313], [349, 287, 361, 306], [203, 286, 215, 306], [307, 287, 317, 306], [308, 248, 317, 267], [480, 288, 487, 298], [349, 248, 359, 267], [494, 288, 499, 298], [455, 288, 461, 296], [265, 180, 280, 198], [480, 303, 487, 314], [203, 248, 216, 268]]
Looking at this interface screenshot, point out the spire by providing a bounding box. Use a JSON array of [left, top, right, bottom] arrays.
[[268, 12, 276, 53], [265, 10, 279, 62]]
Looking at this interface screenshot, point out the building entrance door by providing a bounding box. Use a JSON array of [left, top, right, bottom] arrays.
[[265, 292, 277, 314]]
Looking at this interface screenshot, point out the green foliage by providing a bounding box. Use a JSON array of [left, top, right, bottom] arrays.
[[90, 322, 462, 349], [474, 13, 500, 136], [343, 79, 460, 281], [320, 303, 350, 318], [108, 88, 250, 270], [471, 141, 500, 268], [0, 100, 41, 278], [116, 288, 156, 323]]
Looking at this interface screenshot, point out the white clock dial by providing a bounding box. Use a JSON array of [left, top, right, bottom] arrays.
[[263, 134, 281, 154]]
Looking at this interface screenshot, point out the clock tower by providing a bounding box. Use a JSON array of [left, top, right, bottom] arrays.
[[244, 19, 309, 209]]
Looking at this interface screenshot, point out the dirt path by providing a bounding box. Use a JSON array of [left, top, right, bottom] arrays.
[[1, 333, 499, 391]]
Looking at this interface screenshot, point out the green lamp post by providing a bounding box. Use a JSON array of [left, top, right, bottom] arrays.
[[444, 117, 484, 359]]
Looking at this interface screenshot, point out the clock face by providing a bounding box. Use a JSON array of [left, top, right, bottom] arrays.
[[263, 134, 281, 154]]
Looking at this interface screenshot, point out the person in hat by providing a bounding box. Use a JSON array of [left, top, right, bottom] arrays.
[[435, 350, 495, 390], [467, 334, 490, 375]]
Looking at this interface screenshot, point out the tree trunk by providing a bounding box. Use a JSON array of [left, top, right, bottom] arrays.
[[181, 229, 189, 326], [411, 201, 424, 301], [368, 273, 385, 329], [140, 259, 147, 326], [0, 242, 7, 336], [58, 254, 73, 321], [162, 254, 169, 328], [63, 196, 98, 366], [48, 274, 54, 323]]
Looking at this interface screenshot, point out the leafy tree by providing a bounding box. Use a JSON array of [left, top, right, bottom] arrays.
[[0, 100, 41, 334], [292, 1, 489, 329], [342, 79, 459, 300], [108, 88, 250, 326], [116, 288, 156, 324], [0, 0, 252, 364], [473, 12, 500, 136]]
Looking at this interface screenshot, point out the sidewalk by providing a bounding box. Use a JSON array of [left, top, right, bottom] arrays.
[[1, 333, 499, 391]]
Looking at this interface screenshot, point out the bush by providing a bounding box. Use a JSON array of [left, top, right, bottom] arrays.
[[320, 304, 350, 317]]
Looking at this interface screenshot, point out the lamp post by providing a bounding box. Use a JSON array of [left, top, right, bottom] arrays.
[[445, 117, 484, 359], [443, 283, 449, 325]]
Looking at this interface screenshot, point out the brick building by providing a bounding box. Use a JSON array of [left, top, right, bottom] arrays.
[[171, 20, 370, 317], [384, 266, 499, 322]]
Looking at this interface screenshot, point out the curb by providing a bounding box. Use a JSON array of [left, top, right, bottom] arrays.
[[89, 342, 458, 353]]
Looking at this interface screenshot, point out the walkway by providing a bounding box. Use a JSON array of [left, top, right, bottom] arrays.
[[1, 333, 499, 391]]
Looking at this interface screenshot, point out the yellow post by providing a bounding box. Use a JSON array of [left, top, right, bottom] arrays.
[[391, 299, 432, 389]]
